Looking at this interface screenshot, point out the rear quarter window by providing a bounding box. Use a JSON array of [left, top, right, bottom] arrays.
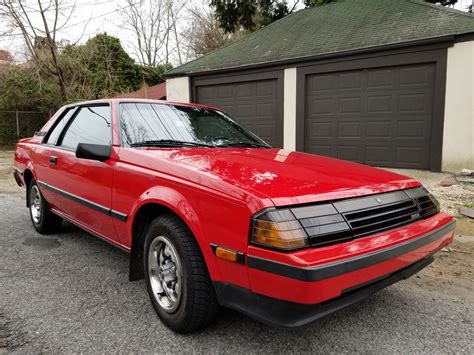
[[44, 108, 76, 145]]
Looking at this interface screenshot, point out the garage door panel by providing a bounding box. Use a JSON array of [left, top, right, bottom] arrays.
[[308, 145, 334, 157], [337, 145, 362, 162], [367, 69, 394, 88], [307, 98, 334, 116], [237, 83, 256, 97], [304, 63, 435, 169], [365, 146, 392, 165], [397, 147, 425, 165], [310, 122, 333, 137], [339, 97, 362, 114], [339, 72, 362, 89], [256, 81, 275, 96], [397, 121, 426, 138], [399, 66, 434, 87], [309, 74, 336, 92], [366, 121, 391, 138], [398, 93, 432, 113], [195, 78, 281, 147], [338, 122, 361, 138], [367, 95, 393, 113]]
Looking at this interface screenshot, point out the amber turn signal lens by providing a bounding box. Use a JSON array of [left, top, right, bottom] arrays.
[[215, 246, 238, 262], [251, 209, 308, 250]]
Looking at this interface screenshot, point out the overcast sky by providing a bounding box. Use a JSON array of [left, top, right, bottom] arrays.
[[0, 0, 472, 64]]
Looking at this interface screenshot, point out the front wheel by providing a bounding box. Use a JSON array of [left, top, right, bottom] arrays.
[[144, 214, 218, 333], [28, 179, 62, 234]]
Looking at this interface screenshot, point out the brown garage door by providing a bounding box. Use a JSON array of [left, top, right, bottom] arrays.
[[304, 64, 435, 169], [195, 79, 282, 147]]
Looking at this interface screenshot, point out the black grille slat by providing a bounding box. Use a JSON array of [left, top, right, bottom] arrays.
[[350, 218, 417, 238], [349, 208, 419, 230], [350, 210, 420, 236], [340, 194, 420, 238], [345, 201, 417, 224]]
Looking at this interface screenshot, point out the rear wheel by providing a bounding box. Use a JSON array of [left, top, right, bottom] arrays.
[[144, 214, 218, 333], [28, 179, 62, 234]]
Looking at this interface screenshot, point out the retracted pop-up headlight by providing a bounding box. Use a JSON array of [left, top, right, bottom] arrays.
[[251, 209, 308, 251]]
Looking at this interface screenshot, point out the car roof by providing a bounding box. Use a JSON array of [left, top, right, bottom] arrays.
[[62, 98, 221, 111]]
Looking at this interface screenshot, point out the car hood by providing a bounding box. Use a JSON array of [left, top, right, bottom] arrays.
[[141, 148, 420, 206]]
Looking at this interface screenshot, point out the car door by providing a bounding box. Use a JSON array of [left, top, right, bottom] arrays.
[[40, 104, 117, 241]]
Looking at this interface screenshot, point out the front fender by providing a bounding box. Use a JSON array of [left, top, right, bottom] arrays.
[[128, 185, 220, 280], [130, 185, 204, 240]]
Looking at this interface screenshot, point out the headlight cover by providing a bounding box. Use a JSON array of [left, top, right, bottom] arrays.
[[251, 209, 308, 251]]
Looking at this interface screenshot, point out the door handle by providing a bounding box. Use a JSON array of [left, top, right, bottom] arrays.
[[50, 156, 58, 165]]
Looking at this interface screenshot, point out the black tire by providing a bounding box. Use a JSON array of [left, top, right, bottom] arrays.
[[28, 179, 62, 234], [143, 214, 218, 333]]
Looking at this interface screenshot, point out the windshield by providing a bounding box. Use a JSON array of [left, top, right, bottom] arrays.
[[119, 103, 270, 148]]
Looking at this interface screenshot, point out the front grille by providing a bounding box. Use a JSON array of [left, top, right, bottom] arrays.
[[343, 199, 420, 238], [290, 187, 439, 248]]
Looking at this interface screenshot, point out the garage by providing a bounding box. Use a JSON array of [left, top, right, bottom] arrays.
[[303, 64, 435, 169], [166, 0, 474, 172], [193, 73, 284, 148]]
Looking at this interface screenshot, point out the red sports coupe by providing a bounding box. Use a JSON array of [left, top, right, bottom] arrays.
[[13, 99, 455, 333]]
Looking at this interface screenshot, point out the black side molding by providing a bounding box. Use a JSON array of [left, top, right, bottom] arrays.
[[215, 256, 434, 328], [248, 220, 455, 282], [37, 181, 128, 222]]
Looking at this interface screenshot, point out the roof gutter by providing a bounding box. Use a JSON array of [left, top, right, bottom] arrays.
[[164, 35, 456, 78]]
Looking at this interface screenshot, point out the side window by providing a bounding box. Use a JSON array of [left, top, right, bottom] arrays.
[[60, 105, 112, 150], [45, 108, 76, 145]]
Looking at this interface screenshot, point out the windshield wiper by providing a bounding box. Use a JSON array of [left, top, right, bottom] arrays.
[[215, 142, 271, 148], [130, 140, 213, 148]]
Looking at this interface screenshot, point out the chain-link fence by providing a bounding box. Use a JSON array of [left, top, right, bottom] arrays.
[[0, 111, 50, 146]]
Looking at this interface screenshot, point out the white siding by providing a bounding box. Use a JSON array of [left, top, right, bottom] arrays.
[[442, 41, 474, 172], [283, 68, 297, 151], [166, 77, 191, 103]]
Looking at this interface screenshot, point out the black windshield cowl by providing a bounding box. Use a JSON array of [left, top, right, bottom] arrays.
[[130, 140, 214, 148], [214, 142, 271, 148]]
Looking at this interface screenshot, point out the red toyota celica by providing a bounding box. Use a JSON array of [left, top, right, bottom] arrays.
[[13, 99, 455, 333]]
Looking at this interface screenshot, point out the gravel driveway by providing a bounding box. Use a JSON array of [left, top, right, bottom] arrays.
[[1, 151, 473, 353]]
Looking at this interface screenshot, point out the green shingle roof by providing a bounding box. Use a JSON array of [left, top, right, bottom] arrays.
[[167, 0, 474, 77]]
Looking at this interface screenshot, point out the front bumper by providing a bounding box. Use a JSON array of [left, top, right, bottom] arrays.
[[246, 214, 455, 305], [216, 216, 455, 327], [215, 255, 434, 328]]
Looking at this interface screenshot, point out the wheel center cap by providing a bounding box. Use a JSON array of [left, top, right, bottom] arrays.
[[160, 260, 177, 283]]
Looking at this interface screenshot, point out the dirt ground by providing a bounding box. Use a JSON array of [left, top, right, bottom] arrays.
[[1, 149, 473, 308]]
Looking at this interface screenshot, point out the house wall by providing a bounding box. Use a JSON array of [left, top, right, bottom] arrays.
[[166, 77, 191, 103], [442, 40, 474, 172], [283, 68, 297, 151]]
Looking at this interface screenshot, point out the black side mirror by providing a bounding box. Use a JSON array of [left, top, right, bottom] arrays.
[[76, 143, 111, 162]]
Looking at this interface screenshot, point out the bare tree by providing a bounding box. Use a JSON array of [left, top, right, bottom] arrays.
[[121, 0, 187, 67], [0, 0, 77, 99], [184, 3, 247, 58], [121, 0, 165, 66]]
